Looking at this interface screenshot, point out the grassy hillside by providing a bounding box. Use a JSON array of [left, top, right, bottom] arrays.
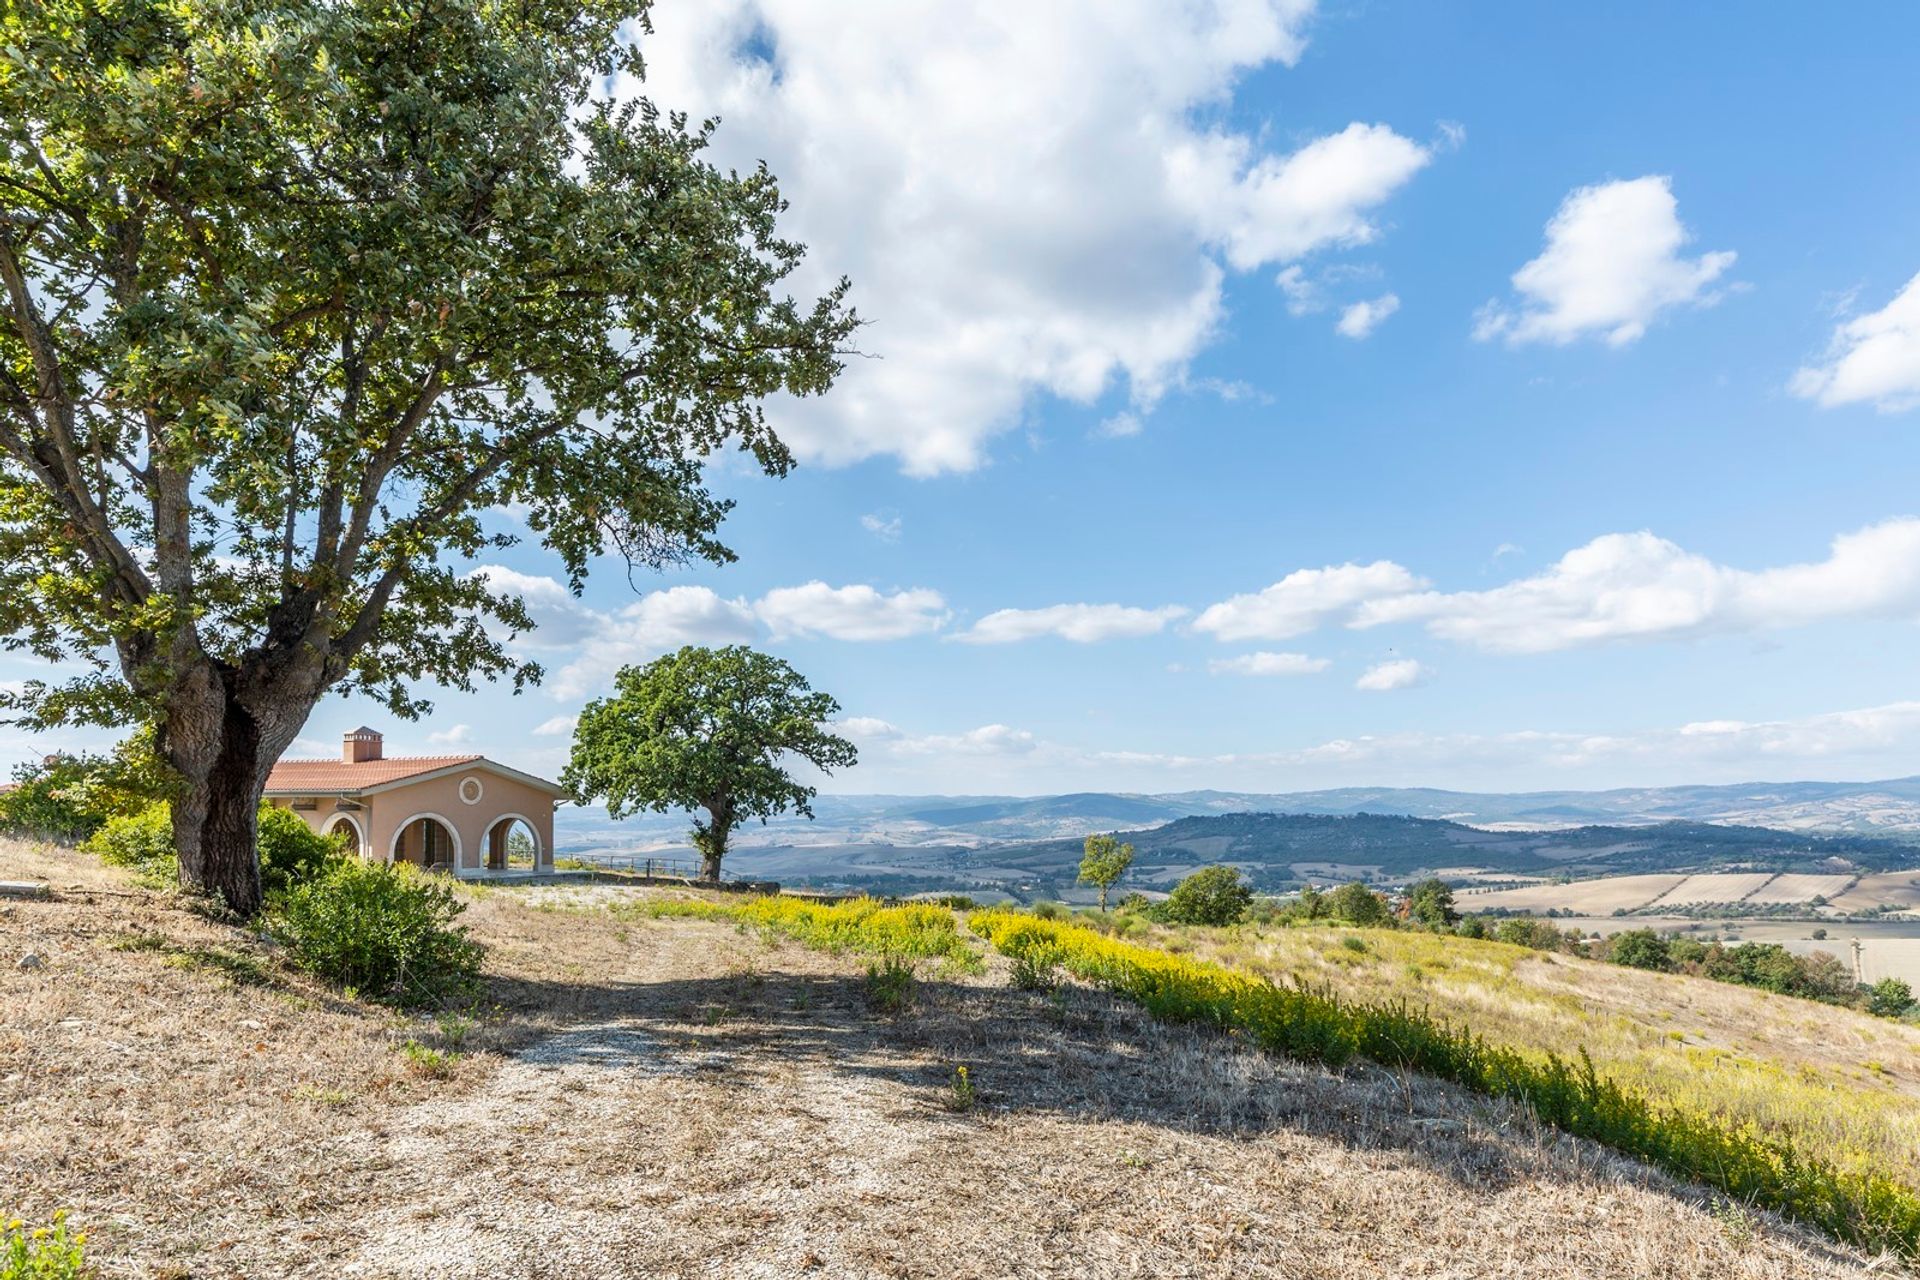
[[2, 840, 1897, 1277], [1144, 917, 1920, 1188]]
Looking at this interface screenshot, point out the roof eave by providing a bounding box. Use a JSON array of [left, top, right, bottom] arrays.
[[354, 758, 570, 799]]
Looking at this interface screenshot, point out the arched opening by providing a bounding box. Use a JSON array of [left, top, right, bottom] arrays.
[[391, 814, 461, 871], [484, 814, 540, 872], [323, 812, 366, 858]]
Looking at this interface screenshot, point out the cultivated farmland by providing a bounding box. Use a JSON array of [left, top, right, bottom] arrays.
[[1652, 873, 1780, 908], [1461, 873, 1688, 914]]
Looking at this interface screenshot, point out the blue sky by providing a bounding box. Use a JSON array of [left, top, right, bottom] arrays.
[[10, 1, 1920, 794]]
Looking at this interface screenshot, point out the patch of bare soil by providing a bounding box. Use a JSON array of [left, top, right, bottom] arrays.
[[0, 845, 1898, 1278]]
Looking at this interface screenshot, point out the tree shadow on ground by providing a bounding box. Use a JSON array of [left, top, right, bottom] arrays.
[[474, 958, 1607, 1201]]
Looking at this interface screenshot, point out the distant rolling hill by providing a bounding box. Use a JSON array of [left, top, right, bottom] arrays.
[[697, 811, 1920, 899], [553, 776, 1920, 863], [982, 813, 1918, 890]]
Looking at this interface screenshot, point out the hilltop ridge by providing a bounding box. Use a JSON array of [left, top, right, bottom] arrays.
[[555, 775, 1920, 861]]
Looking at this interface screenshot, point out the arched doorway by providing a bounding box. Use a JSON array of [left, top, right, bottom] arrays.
[[323, 812, 366, 858], [391, 814, 461, 870], [483, 814, 540, 872]]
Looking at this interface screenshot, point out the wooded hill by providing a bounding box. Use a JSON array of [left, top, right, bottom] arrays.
[[984, 811, 1919, 891]]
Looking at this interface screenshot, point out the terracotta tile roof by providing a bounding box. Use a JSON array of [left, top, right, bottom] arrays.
[[264, 755, 483, 794]]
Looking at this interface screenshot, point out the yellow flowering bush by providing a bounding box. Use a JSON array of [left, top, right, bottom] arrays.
[[969, 909, 1920, 1260], [2, 1213, 87, 1279], [643, 895, 981, 971]]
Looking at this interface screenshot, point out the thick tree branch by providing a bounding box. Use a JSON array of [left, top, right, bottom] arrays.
[[332, 354, 449, 576], [0, 234, 152, 606]]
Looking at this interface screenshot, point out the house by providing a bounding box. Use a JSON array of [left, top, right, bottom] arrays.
[[265, 727, 567, 877]]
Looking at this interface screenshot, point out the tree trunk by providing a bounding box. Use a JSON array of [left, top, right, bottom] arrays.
[[163, 658, 321, 916], [696, 820, 729, 882], [694, 802, 732, 883], [1099, 885, 1110, 912]]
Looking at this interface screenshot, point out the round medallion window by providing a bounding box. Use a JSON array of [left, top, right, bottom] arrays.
[[459, 776, 485, 805]]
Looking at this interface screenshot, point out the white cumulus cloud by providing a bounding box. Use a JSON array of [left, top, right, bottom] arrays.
[[1357, 518, 1920, 653], [1193, 560, 1426, 641], [1208, 651, 1331, 677], [958, 603, 1188, 645], [1474, 176, 1735, 347], [1170, 122, 1433, 270], [888, 723, 1039, 757], [1354, 658, 1427, 690], [551, 586, 761, 698], [824, 700, 1920, 793], [754, 582, 950, 642], [632, 1, 1434, 474], [1335, 292, 1400, 338], [465, 564, 598, 649], [1792, 271, 1920, 412], [859, 512, 903, 542]]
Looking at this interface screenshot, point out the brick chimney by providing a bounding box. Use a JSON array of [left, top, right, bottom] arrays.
[[342, 726, 384, 763]]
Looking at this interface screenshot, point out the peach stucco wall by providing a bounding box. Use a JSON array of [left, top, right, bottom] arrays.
[[270, 767, 557, 875]]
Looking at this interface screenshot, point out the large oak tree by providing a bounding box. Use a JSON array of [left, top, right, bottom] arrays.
[[563, 645, 856, 882], [0, 0, 854, 912]]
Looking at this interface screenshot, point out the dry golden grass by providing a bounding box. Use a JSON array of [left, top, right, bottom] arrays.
[[1746, 874, 1858, 906], [1459, 873, 1685, 914], [1829, 870, 1920, 914], [1160, 919, 1920, 1187], [0, 843, 1901, 1278], [1653, 873, 1780, 907]]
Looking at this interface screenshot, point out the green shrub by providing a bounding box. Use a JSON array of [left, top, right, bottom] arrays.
[[864, 952, 916, 1015], [268, 859, 484, 1006], [1163, 866, 1253, 926], [256, 805, 347, 893], [84, 803, 176, 878], [1495, 917, 1576, 951], [84, 802, 342, 895], [1404, 878, 1459, 929], [1009, 940, 1065, 991], [1871, 978, 1917, 1020], [0, 730, 170, 843], [1325, 881, 1390, 927], [400, 1040, 460, 1079], [2, 1212, 87, 1280], [947, 1064, 977, 1112], [1608, 928, 1673, 972]]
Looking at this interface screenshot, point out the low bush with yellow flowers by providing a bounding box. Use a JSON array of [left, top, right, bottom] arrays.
[[2, 1212, 87, 1280], [968, 908, 1920, 1261], [640, 895, 982, 973]]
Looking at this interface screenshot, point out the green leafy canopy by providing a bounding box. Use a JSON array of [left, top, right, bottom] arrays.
[[563, 643, 858, 834], [0, 0, 856, 728], [1077, 831, 1134, 907]]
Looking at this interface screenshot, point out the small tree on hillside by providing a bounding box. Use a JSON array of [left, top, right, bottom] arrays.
[[1404, 878, 1460, 930], [1163, 865, 1253, 927], [563, 646, 857, 881], [1078, 833, 1135, 911], [1608, 928, 1673, 972], [1326, 882, 1390, 927]]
